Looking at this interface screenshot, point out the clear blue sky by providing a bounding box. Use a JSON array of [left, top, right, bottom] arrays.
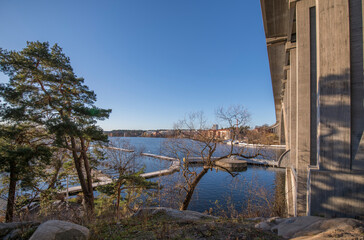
[[0, 0, 275, 130]]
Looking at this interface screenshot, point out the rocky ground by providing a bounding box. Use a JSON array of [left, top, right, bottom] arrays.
[[90, 207, 281, 240], [1, 207, 364, 239], [255, 215, 364, 240]]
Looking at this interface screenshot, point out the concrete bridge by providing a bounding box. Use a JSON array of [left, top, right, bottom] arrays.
[[261, 0, 364, 218]]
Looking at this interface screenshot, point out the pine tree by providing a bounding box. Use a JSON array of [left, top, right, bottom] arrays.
[[0, 124, 52, 222], [0, 41, 111, 216]]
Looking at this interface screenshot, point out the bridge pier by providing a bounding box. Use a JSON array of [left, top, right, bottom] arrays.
[[261, 0, 364, 218]]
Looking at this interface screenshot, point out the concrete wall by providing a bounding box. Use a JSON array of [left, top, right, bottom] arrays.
[[290, 48, 297, 171], [316, 0, 351, 171], [310, 169, 364, 217], [286, 167, 297, 217], [296, 0, 315, 216], [261, 0, 364, 218], [350, 0, 364, 171]]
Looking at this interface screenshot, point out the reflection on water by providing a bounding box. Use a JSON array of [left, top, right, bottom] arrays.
[[106, 137, 285, 216]]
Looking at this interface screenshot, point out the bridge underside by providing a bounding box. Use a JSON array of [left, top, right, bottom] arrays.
[[261, 0, 364, 217]]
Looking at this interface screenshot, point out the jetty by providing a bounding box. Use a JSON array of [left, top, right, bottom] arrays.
[[215, 158, 248, 172], [59, 147, 278, 196], [60, 152, 180, 196], [184, 157, 278, 168], [141, 153, 177, 161]]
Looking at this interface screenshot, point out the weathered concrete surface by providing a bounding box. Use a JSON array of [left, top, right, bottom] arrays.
[[267, 42, 286, 122], [255, 216, 364, 239], [30, 220, 89, 240], [350, 0, 364, 171], [285, 167, 297, 217], [296, 0, 315, 216], [310, 169, 364, 218], [260, 0, 289, 120], [317, 0, 351, 171], [289, 48, 297, 170], [261, 0, 364, 219]]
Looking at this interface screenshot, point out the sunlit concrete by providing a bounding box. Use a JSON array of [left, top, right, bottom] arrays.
[[261, 0, 364, 218]]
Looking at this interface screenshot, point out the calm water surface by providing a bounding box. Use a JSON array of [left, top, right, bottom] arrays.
[[105, 137, 285, 214]]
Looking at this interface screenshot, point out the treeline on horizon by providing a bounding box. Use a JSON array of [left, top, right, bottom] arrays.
[[105, 129, 176, 138]]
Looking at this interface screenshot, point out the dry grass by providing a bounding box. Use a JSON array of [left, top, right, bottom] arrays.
[[88, 213, 283, 240]]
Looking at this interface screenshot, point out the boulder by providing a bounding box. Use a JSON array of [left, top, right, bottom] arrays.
[[291, 218, 364, 240], [3, 228, 21, 240], [272, 216, 323, 238], [133, 207, 217, 222], [29, 220, 89, 240], [0, 222, 39, 238], [255, 216, 364, 239]]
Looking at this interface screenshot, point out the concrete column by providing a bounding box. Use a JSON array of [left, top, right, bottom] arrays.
[[308, 0, 364, 218], [290, 48, 297, 171], [282, 84, 289, 149], [296, 0, 315, 216], [287, 70, 291, 151], [350, 0, 364, 170], [280, 106, 286, 145], [316, 0, 351, 171]]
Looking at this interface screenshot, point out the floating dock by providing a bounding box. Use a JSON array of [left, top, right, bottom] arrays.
[[60, 152, 180, 195], [60, 149, 278, 196], [215, 158, 247, 172], [184, 157, 278, 168]]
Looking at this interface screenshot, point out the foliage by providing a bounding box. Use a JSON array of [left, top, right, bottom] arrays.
[[97, 140, 158, 218], [0, 41, 111, 216], [0, 123, 52, 222]]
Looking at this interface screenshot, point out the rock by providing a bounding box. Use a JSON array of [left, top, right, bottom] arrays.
[[255, 221, 272, 231], [255, 216, 364, 239], [29, 220, 89, 240], [246, 217, 265, 221], [291, 217, 364, 240], [0, 222, 38, 238], [254, 217, 285, 232], [272, 216, 323, 238], [133, 207, 217, 222], [3, 228, 21, 240]]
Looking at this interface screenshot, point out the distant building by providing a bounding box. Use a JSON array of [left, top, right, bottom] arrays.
[[211, 124, 219, 130], [207, 128, 231, 140], [216, 129, 231, 140]]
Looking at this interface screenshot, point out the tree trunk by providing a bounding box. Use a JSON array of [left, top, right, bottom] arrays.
[[70, 137, 94, 216], [47, 164, 61, 190], [6, 163, 17, 222], [180, 168, 209, 210], [80, 137, 94, 215], [116, 181, 121, 218]]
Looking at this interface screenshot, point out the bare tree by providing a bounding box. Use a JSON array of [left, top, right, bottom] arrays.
[[166, 106, 260, 210], [100, 139, 156, 218]]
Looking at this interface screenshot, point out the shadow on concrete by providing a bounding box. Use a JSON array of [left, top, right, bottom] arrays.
[[309, 68, 364, 218]]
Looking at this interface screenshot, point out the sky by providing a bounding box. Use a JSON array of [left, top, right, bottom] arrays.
[[0, 0, 275, 131]]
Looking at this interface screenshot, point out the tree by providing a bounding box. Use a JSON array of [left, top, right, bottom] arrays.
[[98, 139, 157, 218], [167, 107, 259, 210], [0, 124, 52, 222], [0, 41, 111, 216], [215, 105, 250, 142]]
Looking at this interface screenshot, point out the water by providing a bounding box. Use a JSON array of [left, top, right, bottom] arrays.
[[101, 137, 169, 174], [105, 137, 285, 215]]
